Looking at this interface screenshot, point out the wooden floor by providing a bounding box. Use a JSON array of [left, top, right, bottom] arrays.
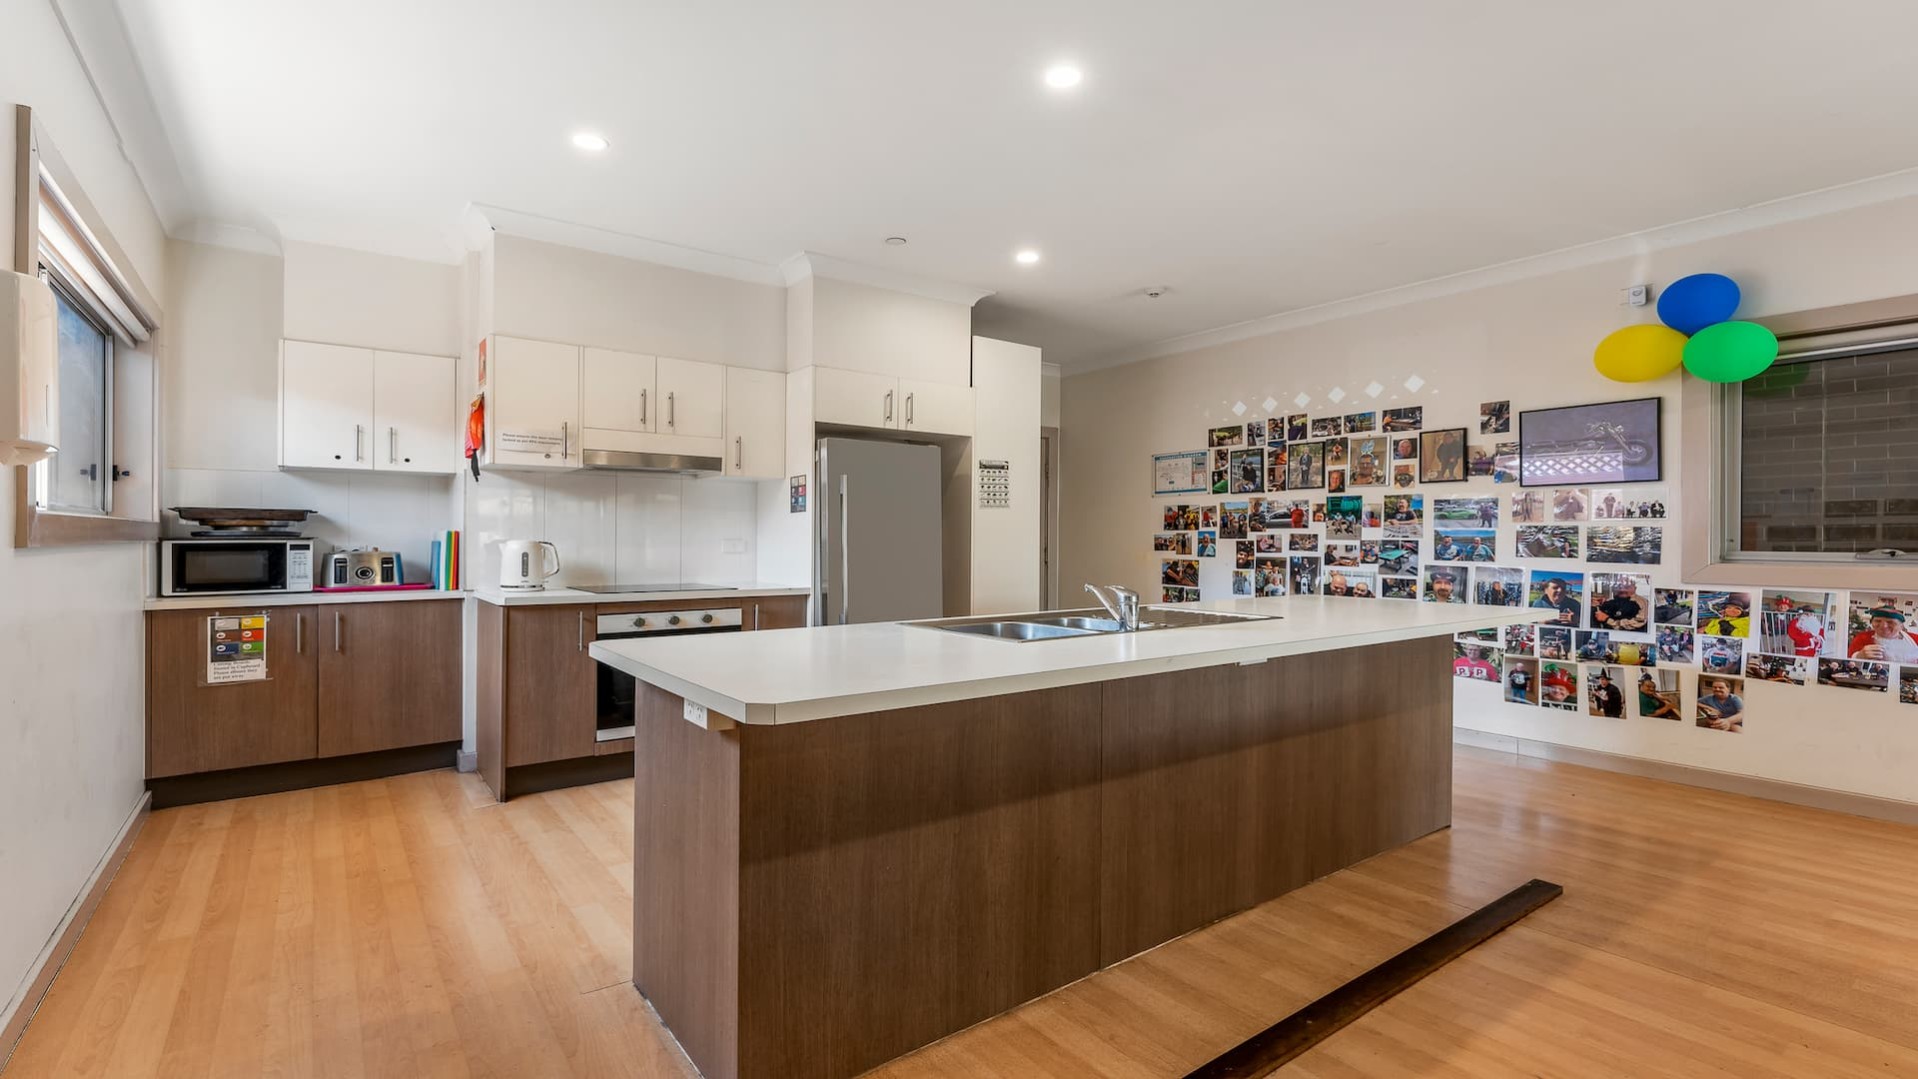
[[9, 747, 1918, 1078]]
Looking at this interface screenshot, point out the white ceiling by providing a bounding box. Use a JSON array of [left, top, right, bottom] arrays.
[[105, 0, 1918, 367]]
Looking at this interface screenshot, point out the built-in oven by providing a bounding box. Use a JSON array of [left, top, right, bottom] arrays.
[[594, 607, 744, 740], [159, 539, 315, 596]]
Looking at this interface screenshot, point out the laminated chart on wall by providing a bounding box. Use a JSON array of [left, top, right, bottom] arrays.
[[206, 614, 269, 685], [978, 460, 1011, 508]]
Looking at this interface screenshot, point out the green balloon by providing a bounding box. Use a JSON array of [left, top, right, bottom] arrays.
[[1683, 320, 1778, 383]]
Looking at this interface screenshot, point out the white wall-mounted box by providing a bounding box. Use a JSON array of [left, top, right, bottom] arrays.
[[0, 270, 59, 466]]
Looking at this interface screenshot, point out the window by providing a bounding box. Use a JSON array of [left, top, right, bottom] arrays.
[[1725, 336, 1918, 561], [39, 274, 113, 515]]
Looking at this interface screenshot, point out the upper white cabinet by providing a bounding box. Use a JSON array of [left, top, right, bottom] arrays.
[[657, 356, 724, 439], [899, 379, 973, 437], [373, 350, 458, 473], [814, 367, 902, 430], [813, 366, 972, 437], [724, 367, 785, 479], [489, 335, 582, 470], [582, 347, 654, 434], [281, 341, 458, 473]]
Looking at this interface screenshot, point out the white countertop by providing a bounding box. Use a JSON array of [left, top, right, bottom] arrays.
[[471, 584, 810, 606], [591, 596, 1553, 727], [144, 589, 462, 611]]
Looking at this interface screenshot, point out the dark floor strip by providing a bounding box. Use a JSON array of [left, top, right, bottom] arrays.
[[1184, 877, 1564, 1079]]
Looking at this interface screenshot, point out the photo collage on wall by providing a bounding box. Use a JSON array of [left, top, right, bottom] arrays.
[[1150, 394, 1915, 729]]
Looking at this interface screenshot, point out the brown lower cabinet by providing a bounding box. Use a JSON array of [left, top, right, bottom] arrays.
[[147, 599, 461, 780], [476, 592, 810, 800]]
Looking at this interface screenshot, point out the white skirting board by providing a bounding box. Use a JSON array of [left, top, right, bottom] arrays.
[[0, 792, 151, 1068], [1454, 725, 1918, 826]]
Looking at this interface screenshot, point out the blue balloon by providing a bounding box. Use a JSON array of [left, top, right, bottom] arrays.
[[1657, 273, 1741, 335]]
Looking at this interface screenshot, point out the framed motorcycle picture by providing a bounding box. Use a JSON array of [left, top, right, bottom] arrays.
[[1518, 396, 1662, 487]]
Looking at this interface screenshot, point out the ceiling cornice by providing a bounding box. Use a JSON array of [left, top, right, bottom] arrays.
[[1068, 163, 1918, 375], [781, 252, 994, 307]]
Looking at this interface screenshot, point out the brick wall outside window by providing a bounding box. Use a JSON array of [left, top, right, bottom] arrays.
[[1738, 347, 1918, 553]]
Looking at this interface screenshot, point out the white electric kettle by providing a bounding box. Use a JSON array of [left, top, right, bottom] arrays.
[[498, 540, 561, 591]]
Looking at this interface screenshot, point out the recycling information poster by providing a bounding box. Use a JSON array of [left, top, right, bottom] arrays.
[[206, 614, 269, 684]]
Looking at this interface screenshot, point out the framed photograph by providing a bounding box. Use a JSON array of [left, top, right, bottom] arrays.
[[1265, 446, 1288, 490], [1326, 469, 1347, 493], [1310, 417, 1342, 439], [1286, 441, 1326, 489], [1229, 448, 1264, 494], [1286, 414, 1309, 442], [1518, 396, 1662, 487], [1419, 427, 1468, 483], [1152, 451, 1209, 496], [1343, 411, 1377, 434]]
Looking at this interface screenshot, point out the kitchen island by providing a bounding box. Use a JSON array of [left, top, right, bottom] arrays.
[[592, 597, 1539, 1079]]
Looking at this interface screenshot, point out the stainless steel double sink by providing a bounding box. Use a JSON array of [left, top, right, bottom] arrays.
[[909, 606, 1278, 641]]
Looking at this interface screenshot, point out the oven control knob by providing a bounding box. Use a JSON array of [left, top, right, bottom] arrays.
[[632, 617, 646, 628], [667, 615, 681, 626], [700, 613, 714, 624]]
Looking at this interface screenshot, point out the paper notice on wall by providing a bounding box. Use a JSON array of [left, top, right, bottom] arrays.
[[978, 460, 1011, 508], [1153, 451, 1209, 495], [497, 429, 565, 454], [207, 614, 268, 685]]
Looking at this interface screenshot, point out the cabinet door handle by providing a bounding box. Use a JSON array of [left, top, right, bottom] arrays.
[[884, 390, 893, 423], [840, 476, 852, 625], [667, 391, 676, 429], [754, 603, 760, 631], [334, 610, 343, 652], [577, 610, 585, 652], [355, 424, 364, 462], [389, 426, 398, 464], [295, 612, 304, 654], [735, 436, 743, 469], [641, 388, 647, 425], [561, 421, 569, 460], [906, 392, 915, 426]]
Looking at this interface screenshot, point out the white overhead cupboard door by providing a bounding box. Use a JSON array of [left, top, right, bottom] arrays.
[[656, 356, 724, 438], [899, 379, 973, 437], [372, 350, 457, 473], [490, 335, 582, 470], [582, 347, 654, 434], [813, 366, 899, 429], [281, 340, 374, 470], [724, 366, 785, 478]]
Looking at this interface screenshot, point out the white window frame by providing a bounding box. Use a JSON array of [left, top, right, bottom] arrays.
[[34, 267, 116, 516], [1681, 294, 1918, 591]]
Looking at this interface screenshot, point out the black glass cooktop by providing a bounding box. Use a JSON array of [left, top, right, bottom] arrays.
[[571, 583, 737, 594]]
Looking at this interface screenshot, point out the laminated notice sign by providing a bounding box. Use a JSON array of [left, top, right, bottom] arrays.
[[207, 614, 269, 685]]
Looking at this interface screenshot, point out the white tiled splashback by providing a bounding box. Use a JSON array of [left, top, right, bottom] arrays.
[[164, 467, 764, 590], [465, 471, 761, 589], [164, 468, 462, 583]]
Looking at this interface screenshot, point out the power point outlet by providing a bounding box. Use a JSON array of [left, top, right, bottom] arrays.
[[1621, 284, 1650, 307]]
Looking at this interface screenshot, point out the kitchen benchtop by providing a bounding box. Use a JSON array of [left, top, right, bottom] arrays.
[[471, 584, 810, 607], [591, 595, 1553, 727], [144, 590, 462, 612]]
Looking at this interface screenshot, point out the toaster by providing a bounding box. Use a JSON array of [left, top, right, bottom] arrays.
[[325, 548, 403, 588]]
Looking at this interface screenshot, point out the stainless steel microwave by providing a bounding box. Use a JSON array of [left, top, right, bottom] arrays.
[[158, 539, 316, 596]]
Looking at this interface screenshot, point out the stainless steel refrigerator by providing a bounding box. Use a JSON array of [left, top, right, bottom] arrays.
[[816, 437, 945, 624]]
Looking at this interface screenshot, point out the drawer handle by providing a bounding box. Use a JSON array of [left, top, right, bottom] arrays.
[[334, 610, 343, 652]]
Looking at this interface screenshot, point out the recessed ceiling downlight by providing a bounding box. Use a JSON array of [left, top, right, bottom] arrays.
[[1015, 249, 1042, 265], [1043, 64, 1083, 89], [571, 131, 610, 152]]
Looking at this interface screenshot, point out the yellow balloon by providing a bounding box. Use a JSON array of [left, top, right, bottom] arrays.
[[1594, 324, 1687, 382]]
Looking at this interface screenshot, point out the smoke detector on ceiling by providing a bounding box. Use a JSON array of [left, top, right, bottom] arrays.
[[1141, 285, 1172, 299]]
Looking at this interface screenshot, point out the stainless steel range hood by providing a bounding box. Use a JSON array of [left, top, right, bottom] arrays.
[[581, 448, 724, 474]]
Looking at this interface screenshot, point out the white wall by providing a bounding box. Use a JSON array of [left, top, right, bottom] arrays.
[[161, 239, 461, 580], [493, 234, 784, 369], [283, 239, 461, 357], [970, 337, 1042, 614], [1060, 193, 1918, 804], [808, 276, 973, 386], [0, 0, 168, 1035]]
